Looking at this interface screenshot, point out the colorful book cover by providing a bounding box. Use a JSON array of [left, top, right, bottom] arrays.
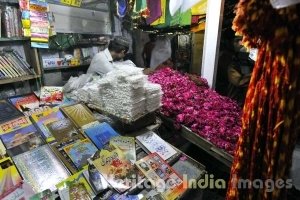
[[64, 139, 98, 170], [0, 116, 31, 135], [110, 136, 136, 163], [136, 131, 177, 161], [8, 93, 40, 116], [108, 193, 140, 200], [0, 123, 44, 156], [92, 148, 143, 193], [0, 117, 43, 156], [83, 122, 119, 150], [0, 157, 22, 199], [40, 86, 63, 106], [141, 190, 164, 200], [3, 182, 36, 200], [56, 169, 94, 200], [0, 140, 7, 159], [61, 103, 96, 128], [82, 167, 109, 195], [135, 153, 186, 200], [30, 107, 65, 142], [13, 145, 70, 193], [0, 100, 22, 124], [46, 118, 80, 142], [50, 135, 84, 174], [29, 189, 55, 200]]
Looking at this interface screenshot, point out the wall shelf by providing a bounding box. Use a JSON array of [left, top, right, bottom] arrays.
[[0, 74, 40, 85], [43, 64, 90, 71], [0, 37, 30, 42]]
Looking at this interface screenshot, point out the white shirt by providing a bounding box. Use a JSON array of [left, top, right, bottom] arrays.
[[87, 48, 114, 76]]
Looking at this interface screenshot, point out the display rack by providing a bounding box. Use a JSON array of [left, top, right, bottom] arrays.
[[160, 114, 233, 171], [0, 37, 29, 42], [43, 64, 90, 71], [0, 74, 40, 85]]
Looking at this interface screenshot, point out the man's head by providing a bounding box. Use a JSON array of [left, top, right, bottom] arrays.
[[108, 36, 130, 61]]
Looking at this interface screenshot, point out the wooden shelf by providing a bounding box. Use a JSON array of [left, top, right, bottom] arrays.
[[0, 74, 40, 85], [43, 64, 90, 71], [0, 0, 18, 4], [0, 37, 30, 42], [159, 114, 233, 171]]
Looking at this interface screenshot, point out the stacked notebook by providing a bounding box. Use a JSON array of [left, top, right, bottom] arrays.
[[1, 5, 22, 38]]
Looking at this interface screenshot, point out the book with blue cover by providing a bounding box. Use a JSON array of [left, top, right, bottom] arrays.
[[64, 139, 98, 170], [83, 122, 119, 150]]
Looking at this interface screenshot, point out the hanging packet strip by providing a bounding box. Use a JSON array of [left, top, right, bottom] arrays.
[[22, 11, 31, 28], [30, 0, 49, 48], [151, 0, 166, 25], [170, 8, 192, 27], [31, 42, 49, 48], [19, 0, 30, 10], [134, 0, 149, 17], [117, 0, 127, 18], [181, 0, 203, 13], [191, 0, 207, 15], [169, 0, 183, 16], [146, 0, 162, 24], [153, 0, 171, 28]]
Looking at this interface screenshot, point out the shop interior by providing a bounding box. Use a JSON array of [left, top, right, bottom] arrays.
[[0, 0, 299, 199]]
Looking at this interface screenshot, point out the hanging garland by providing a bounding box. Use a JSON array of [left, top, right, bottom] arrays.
[[226, 0, 300, 200]]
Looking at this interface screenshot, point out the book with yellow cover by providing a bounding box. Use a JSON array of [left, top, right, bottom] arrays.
[[56, 168, 94, 200], [0, 157, 22, 199], [30, 107, 65, 142], [61, 103, 96, 128], [135, 153, 186, 200], [92, 148, 143, 193], [47, 118, 81, 142]]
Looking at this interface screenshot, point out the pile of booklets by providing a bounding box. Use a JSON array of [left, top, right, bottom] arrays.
[[72, 64, 163, 122], [0, 50, 34, 80], [0, 91, 189, 200], [1, 5, 22, 38]]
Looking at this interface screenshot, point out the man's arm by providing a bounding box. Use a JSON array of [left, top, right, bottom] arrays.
[[87, 53, 114, 75]]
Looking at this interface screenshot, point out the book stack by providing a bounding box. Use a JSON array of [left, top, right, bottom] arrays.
[[1, 5, 22, 38], [73, 63, 163, 122], [0, 50, 34, 80], [8, 93, 51, 116]]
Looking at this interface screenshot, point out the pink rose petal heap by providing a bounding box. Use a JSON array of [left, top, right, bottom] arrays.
[[149, 68, 242, 155]]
